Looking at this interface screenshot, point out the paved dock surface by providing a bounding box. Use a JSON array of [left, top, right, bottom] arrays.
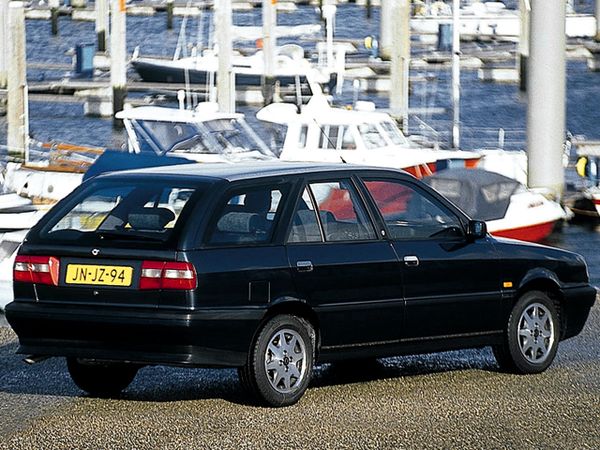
[[0, 299, 598, 449]]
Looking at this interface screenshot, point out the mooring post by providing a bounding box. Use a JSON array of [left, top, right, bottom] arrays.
[[262, 0, 276, 105], [7, 1, 29, 160], [166, 0, 174, 30], [0, 0, 8, 95], [518, 0, 530, 91], [390, 0, 410, 133], [216, 0, 234, 112], [527, 0, 566, 199], [596, 0, 600, 41], [379, 0, 393, 60], [366, 0, 371, 19], [451, 0, 460, 149], [110, 0, 127, 127], [49, 0, 60, 36], [96, 0, 109, 52]]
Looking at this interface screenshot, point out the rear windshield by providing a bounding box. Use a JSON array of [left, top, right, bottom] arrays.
[[39, 179, 201, 244]]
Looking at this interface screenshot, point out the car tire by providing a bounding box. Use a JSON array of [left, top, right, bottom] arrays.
[[243, 315, 315, 407], [67, 358, 139, 397], [493, 290, 560, 374]]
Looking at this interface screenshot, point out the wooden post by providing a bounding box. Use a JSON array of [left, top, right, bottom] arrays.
[[390, 0, 410, 130], [7, 2, 29, 160], [527, 0, 566, 198], [366, 0, 371, 19], [216, 0, 234, 112], [110, 0, 127, 126], [262, 0, 277, 105], [96, 0, 109, 52], [166, 0, 174, 30], [49, 0, 60, 36], [519, 0, 530, 91]]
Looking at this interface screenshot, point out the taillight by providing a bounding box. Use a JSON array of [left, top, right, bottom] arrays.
[[14, 255, 60, 286], [140, 260, 197, 290]]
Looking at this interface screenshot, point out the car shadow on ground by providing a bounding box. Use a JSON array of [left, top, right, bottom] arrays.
[[0, 334, 500, 407]]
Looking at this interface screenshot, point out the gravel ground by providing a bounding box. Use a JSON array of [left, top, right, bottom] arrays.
[[0, 299, 598, 450]]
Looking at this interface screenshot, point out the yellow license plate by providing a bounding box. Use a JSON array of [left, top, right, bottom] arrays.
[[65, 264, 134, 287]]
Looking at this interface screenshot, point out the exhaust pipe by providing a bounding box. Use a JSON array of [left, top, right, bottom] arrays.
[[23, 355, 50, 365]]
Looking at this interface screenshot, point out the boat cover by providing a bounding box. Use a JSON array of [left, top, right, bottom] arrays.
[[83, 150, 196, 182], [423, 168, 520, 221]]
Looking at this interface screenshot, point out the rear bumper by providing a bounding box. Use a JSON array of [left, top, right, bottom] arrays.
[[5, 301, 265, 367], [561, 284, 597, 339]]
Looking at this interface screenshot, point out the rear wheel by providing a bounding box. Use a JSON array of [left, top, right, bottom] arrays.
[[241, 315, 314, 407], [493, 291, 560, 374], [67, 358, 139, 397]]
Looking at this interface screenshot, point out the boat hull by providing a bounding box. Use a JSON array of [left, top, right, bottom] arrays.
[[490, 220, 556, 243], [132, 60, 310, 87]]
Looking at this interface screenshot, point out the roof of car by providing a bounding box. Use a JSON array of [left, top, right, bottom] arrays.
[[99, 161, 409, 182]]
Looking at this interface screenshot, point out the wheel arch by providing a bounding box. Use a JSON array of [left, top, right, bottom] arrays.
[[516, 269, 566, 337], [256, 296, 321, 357]]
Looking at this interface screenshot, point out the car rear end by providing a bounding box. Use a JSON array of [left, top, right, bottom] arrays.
[[5, 172, 249, 368]]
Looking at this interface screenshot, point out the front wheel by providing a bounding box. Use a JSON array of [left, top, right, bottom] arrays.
[[67, 358, 139, 397], [493, 290, 560, 374], [240, 315, 315, 407]]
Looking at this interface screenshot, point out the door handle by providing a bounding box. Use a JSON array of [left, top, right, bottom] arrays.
[[403, 255, 419, 267], [296, 260, 314, 272]]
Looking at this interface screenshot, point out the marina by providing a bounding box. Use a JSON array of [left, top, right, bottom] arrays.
[[2, 0, 600, 306]]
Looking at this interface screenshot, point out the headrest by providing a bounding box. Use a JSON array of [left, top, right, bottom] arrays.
[[128, 207, 175, 231]]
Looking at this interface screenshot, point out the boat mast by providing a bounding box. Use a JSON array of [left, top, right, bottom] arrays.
[[451, 0, 460, 149]]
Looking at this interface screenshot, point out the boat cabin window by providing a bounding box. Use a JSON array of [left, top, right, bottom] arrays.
[[298, 125, 309, 148], [359, 123, 387, 149], [133, 120, 201, 155], [318, 125, 340, 149], [317, 126, 356, 150], [380, 121, 408, 146]]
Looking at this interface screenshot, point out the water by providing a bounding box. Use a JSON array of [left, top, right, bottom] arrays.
[[1, 1, 600, 307]]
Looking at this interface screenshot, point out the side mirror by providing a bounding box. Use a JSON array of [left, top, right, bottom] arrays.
[[467, 220, 487, 240]]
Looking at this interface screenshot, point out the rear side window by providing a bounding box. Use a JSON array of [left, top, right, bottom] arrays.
[[307, 180, 376, 242], [208, 185, 288, 246], [40, 181, 198, 243]]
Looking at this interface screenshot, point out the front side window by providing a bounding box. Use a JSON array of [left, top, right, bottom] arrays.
[[364, 179, 463, 240], [42, 181, 198, 243], [318, 125, 340, 149], [380, 121, 408, 146], [208, 185, 287, 246], [308, 180, 376, 242]]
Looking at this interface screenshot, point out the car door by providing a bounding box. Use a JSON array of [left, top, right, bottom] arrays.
[[285, 176, 404, 348], [360, 177, 503, 340]]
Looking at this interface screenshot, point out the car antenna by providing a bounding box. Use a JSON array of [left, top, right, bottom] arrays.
[[312, 118, 347, 164]]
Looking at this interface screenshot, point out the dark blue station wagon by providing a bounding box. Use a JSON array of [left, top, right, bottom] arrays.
[[6, 163, 596, 406]]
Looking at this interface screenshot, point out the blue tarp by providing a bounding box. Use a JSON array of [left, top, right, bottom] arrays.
[[83, 150, 196, 182]]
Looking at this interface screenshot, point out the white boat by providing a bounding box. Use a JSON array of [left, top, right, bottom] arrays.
[[115, 102, 276, 163], [256, 95, 481, 177], [412, 1, 596, 38], [424, 168, 567, 242], [0, 229, 28, 310]]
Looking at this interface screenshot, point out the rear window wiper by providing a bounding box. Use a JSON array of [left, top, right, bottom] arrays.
[[97, 230, 167, 242]]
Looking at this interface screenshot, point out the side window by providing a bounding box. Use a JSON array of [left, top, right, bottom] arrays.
[[298, 125, 309, 148], [364, 179, 464, 240], [309, 180, 377, 242], [288, 188, 323, 243], [208, 185, 287, 246], [340, 126, 357, 150]]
